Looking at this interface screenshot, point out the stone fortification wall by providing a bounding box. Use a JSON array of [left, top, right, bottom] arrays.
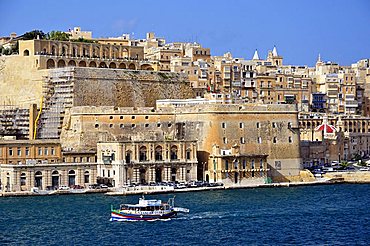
[[60, 103, 301, 180], [70, 67, 194, 107], [0, 56, 47, 107]]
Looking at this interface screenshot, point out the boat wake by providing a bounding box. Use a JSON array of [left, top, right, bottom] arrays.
[[175, 211, 245, 221]]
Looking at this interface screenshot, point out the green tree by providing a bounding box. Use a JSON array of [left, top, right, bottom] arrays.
[[340, 161, 349, 169], [22, 30, 46, 40], [70, 37, 96, 43], [47, 31, 71, 41]]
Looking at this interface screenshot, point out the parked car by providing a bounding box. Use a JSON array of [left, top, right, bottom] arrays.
[[58, 185, 70, 190], [359, 167, 369, 171], [175, 182, 187, 189], [99, 184, 108, 189], [72, 185, 84, 189], [88, 184, 100, 189]]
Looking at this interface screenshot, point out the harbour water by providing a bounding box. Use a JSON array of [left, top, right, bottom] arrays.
[[0, 184, 369, 245]]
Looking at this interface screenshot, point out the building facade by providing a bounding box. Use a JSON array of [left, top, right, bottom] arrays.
[[97, 140, 197, 187]]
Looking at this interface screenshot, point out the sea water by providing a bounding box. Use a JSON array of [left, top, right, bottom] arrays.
[[0, 184, 369, 245]]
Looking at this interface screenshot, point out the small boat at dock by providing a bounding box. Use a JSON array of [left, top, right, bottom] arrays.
[[110, 196, 189, 221]]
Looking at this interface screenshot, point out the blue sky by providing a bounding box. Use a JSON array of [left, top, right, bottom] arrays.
[[1, 0, 369, 66]]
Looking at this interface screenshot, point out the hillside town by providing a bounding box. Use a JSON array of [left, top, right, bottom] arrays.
[[1, 27, 370, 194]]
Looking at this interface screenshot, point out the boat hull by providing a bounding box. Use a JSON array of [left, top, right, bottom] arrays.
[[111, 210, 177, 221]]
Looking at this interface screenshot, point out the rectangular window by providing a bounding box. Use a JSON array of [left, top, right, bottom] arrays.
[[17, 147, 21, 156], [225, 160, 229, 170], [38, 147, 42, 156], [240, 137, 245, 144], [240, 122, 244, 128], [275, 161, 281, 170], [256, 122, 260, 128], [222, 122, 226, 128], [44, 147, 48, 156], [9, 147, 13, 156], [242, 160, 246, 169], [272, 122, 276, 128], [289, 136, 292, 143], [108, 170, 110, 177], [258, 137, 262, 144], [223, 137, 228, 144], [273, 137, 277, 143], [260, 159, 263, 168], [51, 148, 55, 155], [251, 159, 255, 169], [25, 147, 29, 156], [103, 169, 105, 177]]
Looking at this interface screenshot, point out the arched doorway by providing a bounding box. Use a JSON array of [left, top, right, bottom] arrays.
[[119, 63, 126, 69], [23, 50, 30, 56], [57, 60, 66, 68], [89, 61, 97, 67], [109, 62, 117, 68], [47, 59, 55, 69], [35, 171, 43, 188], [52, 170, 59, 188], [128, 63, 136, 70], [68, 60, 76, 67], [68, 170, 76, 187], [99, 62, 107, 68], [84, 171, 90, 184], [78, 61, 86, 67], [139, 168, 146, 184], [206, 174, 209, 182], [155, 167, 162, 183]]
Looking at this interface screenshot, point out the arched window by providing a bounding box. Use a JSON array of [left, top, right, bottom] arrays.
[[186, 149, 191, 160], [155, 146, 162, 161], [84, 171, 90, 184], [52, 170, 59, 188], [125, 150, 132, 163], [51, 45, 57, 55], [122, 48, 128, 58], [35, 171, 43, 188], [139, 146, 147, 161], [68, 170, 76, 186], [23, 49, 30, 56], [170, 146, 178, 160], [20, 173, 26, 186]]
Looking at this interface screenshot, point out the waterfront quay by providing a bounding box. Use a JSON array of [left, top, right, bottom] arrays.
[[2, 171, 369, 197]]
